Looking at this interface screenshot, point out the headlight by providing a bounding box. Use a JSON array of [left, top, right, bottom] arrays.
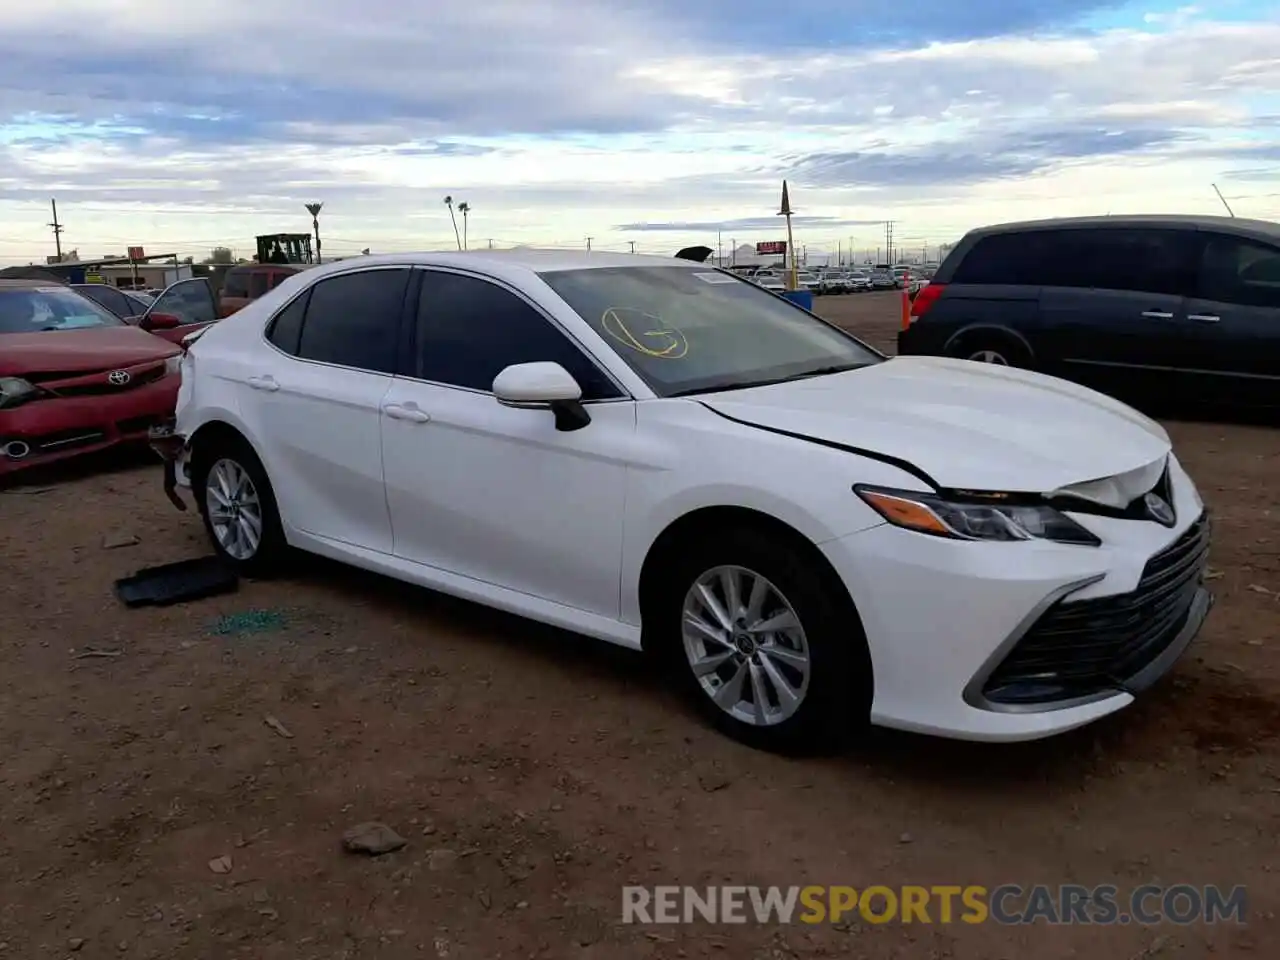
[[854, 485, 1101, 546], [0, 377, 40, 410], [164, 355, 182, 376]]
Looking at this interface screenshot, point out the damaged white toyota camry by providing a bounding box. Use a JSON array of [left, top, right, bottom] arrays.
[[152, 250, 1212, 753]]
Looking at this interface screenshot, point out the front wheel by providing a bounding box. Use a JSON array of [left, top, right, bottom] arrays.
[[192, 437, 288, 577], [659, 528, 871, 754]]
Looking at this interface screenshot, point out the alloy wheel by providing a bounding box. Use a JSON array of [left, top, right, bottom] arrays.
[[206, 458, 264, 560], [680, 565, 812, 727], [968, 349, 1009, 365]]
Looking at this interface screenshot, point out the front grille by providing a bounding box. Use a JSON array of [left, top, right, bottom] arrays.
[[48, 363, 166, 398], [981, 513, 1210, 705]]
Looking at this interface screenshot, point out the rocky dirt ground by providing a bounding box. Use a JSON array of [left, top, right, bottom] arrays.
[[1, 292, 1277, 959]]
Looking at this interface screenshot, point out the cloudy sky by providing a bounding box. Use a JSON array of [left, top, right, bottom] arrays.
[[1, 1, 1278, 265]]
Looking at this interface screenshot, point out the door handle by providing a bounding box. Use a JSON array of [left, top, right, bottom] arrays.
[[1140, 311, 1174, 320], [246, 375, 279, 392], [382, 402, 431, 423], [1188, 314, 1220, 323]]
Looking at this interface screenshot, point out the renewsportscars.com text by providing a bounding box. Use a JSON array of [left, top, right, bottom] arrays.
[[621, 884, 1247, 926]]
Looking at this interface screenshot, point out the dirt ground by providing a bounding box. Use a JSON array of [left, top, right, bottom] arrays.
[[2, 292, 1277, 959]]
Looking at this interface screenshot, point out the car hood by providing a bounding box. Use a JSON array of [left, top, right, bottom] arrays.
[[0, 326, 179, 376], [698, 355, 1171, 494]]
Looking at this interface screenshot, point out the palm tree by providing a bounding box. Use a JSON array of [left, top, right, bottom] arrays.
[[457, 202, 471, 250], [443, 195, 461, 250]]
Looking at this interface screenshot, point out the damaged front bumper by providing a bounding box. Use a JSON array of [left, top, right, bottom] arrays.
[[148, 420, 190, 511]]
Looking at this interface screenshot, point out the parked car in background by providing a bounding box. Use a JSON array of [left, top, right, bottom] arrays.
[[153, 249, 1210, 754], [795, 270, 820, 294], [898, 214, 1280, 409], [0, 280, 182, 475], [845, 270, 873, 292], [817, 271, 850, 295], [219, 264, 303, 317], [870, 268, 896, 290], [749, 270, 787, 293], [74, 278, 219, 345]]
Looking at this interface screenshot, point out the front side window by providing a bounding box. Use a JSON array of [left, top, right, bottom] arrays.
[[76, 285, 133, 317], [249, 271, 270, 299], [414, 270, 622, 399], [294, 269, 409, 373], [222, 268, 250, 299], [0, 287, 126, 334], [1198, 235, 1280, 308], [537, 266, 881, 397]]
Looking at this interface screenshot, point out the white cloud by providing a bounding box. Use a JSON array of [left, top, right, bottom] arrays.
[[0, 4, 1278, 263]]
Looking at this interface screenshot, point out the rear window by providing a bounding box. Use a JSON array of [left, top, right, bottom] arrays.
[[0, 287, 126, 334], [951, 227, 1196, 295]]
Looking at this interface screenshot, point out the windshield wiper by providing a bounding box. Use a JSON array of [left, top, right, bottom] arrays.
[[669, 363, 869, 397]]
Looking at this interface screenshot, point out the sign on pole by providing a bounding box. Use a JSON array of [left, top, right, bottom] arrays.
[[127, 246, 145, 261], [756, 241, 787, 255]]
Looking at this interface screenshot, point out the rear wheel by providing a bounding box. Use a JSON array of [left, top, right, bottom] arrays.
[[657, 527, 871, 754], [192, 436, 288, 577], [950, 334, 1032, 369]]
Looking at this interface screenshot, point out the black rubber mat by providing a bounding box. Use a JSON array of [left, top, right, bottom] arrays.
[[114, 556, 239, 608]]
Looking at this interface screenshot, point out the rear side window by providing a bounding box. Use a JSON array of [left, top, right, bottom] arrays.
[[951, 227, 1195, 295], [295, 268, 410, 373], [222, 268, 250, 298], [267, 290, 309, 354], [249, 271, 270, 298], [1197, 235, 1280, 308]]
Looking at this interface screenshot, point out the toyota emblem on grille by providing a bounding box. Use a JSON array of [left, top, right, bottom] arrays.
[[1143, 492, 1175, 526], [107, 370, 131, 386]]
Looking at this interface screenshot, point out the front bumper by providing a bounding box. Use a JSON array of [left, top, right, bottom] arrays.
[[820, 503, 1213, 742], [0, 374, 179, 476]]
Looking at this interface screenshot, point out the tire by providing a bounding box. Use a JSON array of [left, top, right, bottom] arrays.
[[191, 434, 289, 577], [951, 334, 1032, 369], [655, 526, 872, 755]]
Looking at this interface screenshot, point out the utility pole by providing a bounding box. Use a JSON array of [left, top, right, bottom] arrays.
[[628, 241, 636, 254], [717, 231, 722, 266], [48, 198, 64, 261], [305, 202, 323, 263], [585, 237, 592, 251], [884, 221, 895, 265], [731, 238, 736, 267], [488, 239, 494, 249]]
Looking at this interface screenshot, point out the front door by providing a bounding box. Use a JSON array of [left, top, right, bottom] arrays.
[[1180, 231, 1280, 408], [381, 267, 634, 619], [238, 266, 411, 553]]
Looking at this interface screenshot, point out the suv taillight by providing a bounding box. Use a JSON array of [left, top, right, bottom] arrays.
[[910, 283, 944, 319]]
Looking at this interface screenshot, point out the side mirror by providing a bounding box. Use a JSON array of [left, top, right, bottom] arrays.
[[140, 311, 181, 330], [492, 362, 591, 432]]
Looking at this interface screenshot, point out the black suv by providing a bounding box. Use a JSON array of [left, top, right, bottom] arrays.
[[898, 215, 1280, 408]]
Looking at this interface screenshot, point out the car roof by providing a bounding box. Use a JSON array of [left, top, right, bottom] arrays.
[[968, 213, 1280, 242], [0, 278, 70, 290], [296, 248, 710, 277]]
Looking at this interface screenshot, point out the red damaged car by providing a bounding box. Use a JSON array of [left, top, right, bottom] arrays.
[[0, 280, 185, 476]]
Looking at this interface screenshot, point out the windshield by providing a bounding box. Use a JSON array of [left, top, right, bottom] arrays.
[[538, 266, 883, 397], [0, 287, 126, 334]]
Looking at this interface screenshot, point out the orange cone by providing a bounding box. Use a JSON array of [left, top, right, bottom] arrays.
[[900, 268, 912, 330]]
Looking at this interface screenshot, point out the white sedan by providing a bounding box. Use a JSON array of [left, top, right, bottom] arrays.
[[153, 250, 1212, 753]]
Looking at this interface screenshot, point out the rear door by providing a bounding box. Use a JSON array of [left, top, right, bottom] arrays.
[[243, 266, 412, 553], [1181, 231, 1280, 407], [1035, 226, 1199, 401]]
